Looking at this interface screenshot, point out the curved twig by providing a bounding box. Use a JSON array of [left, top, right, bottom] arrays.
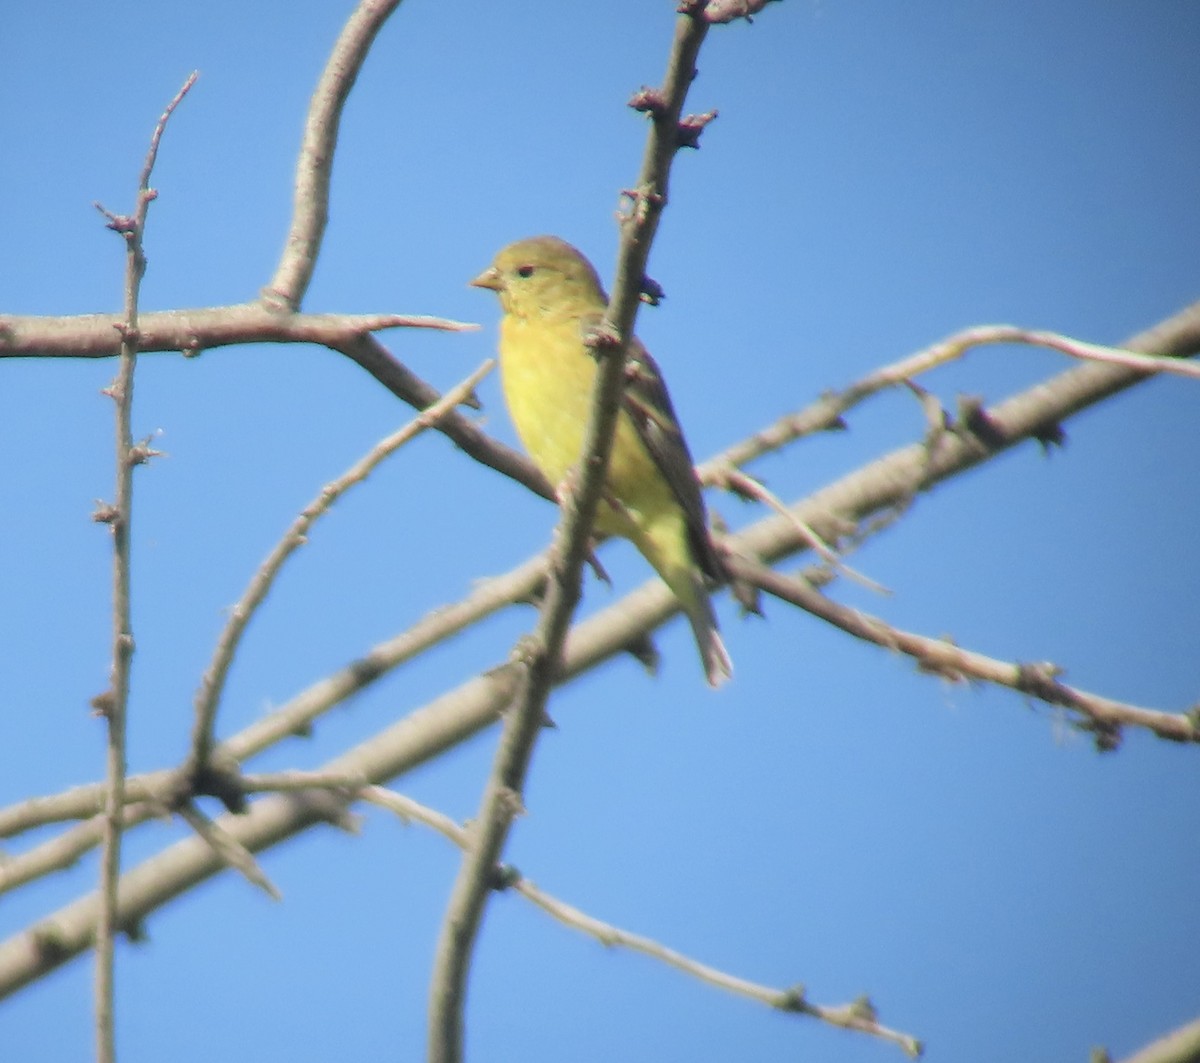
[[263, 0, 407, 309], [185, 359, 495, 782], [708, 311, 1200, 475]]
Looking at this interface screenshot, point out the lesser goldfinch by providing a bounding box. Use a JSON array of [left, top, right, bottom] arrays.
[[470, 235, 732, 687]]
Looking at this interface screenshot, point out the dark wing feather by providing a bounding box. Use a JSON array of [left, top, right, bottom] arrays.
[[617, 334, 725, 585]]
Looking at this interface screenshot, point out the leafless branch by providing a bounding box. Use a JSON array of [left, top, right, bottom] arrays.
[[705, 313, 1200, 476], [90, 68, 197, 1063], [331, 332, 554, 501], [175, 803, 281, 900], [185, 359, 495, 785], [0, 306, 473, 360], [240, 771, 368, 797], [0, 309, 556, 501], [264, 0, 407, 309], [732, 557, 1197, 747], [367, 786, 921, 1056], [0, 777, 171, 840], [709, 465, 890, 595], [1114, 1014, 1200, 1063], [426, 12, 714, 1062], [1, 298, 1197, 1001], [3, 299, 1197, 847], [0, 805, 160, 896]]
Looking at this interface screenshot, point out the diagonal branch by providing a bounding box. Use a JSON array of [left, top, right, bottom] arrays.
[[0, 310, 553, 501], [184, 359, 496, 789], [0, 805, 161, 896], [706, 308, 1200, 476], [1, 298, 1197, 1000], [1113, 1014, 1200, 1063], [368, 787, 921, 1057], [3, 300, 1198, 845], [731, 558, 1197, 746], [426, 11, 713, 1063]]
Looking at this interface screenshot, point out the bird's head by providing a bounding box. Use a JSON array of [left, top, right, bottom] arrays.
[[470, 235, 606, 319]]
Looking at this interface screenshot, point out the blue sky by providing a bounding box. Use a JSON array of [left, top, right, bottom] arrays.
[[2, 2, 1198, 1061]]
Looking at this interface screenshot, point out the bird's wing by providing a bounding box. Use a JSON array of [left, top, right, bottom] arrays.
[[582, 316, 724, 584]]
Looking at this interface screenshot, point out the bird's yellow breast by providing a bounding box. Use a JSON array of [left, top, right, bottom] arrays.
[[498, 314, 677, 535]]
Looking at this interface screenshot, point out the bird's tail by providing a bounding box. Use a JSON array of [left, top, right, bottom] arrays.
[[624, 508, 733, 688], [683, 585, 734, 689]]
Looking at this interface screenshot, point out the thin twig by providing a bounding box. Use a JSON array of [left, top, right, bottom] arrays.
[[709, 465, 890, 594], [956, 324, 1200, 380], [426, 12, 713, 1063], [366, 785, 920, 1054], [91, 69, 197, 1063], [519, 884, 921, 1056], [706, 317, 1200, 476], [730, 557, 1198, 746], [185, 359, 495, 781], [175, 804, 282, 900]]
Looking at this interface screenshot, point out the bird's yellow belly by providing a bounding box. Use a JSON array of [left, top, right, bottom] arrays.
[[499, 316, 675, 534]]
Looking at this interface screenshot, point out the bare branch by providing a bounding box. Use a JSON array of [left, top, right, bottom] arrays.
[[520, 883, 921, 1057], [705, 309, 1200, 475], [185, 359, 495, 785], [1114, 1014, 1200, 1063], [3, 300, 1197, 846], [367, 787, 921, 1056], [0, 309, 554, 503], [264, 0, 407, 309], [0, 306, 474, 360], [709, 465, 890, 595], [955, 324, 1200, 380], [1, 300, 1196, 999], [427, 13, 714, 1062], [331, 333, 554, 501], [732, 558, 1197, 747], [0, 777, 171, 839], [176, 804, 281, 901], [240, 771, 368, 797], [0, 805, 160, 896], [92, 69, 197, 1063], [217, 553, 547, 766]]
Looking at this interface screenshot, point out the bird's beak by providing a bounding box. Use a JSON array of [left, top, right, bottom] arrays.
[[469, 266, 502, 291]]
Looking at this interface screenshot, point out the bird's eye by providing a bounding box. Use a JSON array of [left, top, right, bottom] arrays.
[[516, 264, 535, 278]]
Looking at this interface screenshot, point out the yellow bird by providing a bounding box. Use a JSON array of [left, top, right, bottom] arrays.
[[470, 235, 732, 687]]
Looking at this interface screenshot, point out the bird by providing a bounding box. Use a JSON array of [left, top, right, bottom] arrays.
[[470, 235, 732, 687]]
